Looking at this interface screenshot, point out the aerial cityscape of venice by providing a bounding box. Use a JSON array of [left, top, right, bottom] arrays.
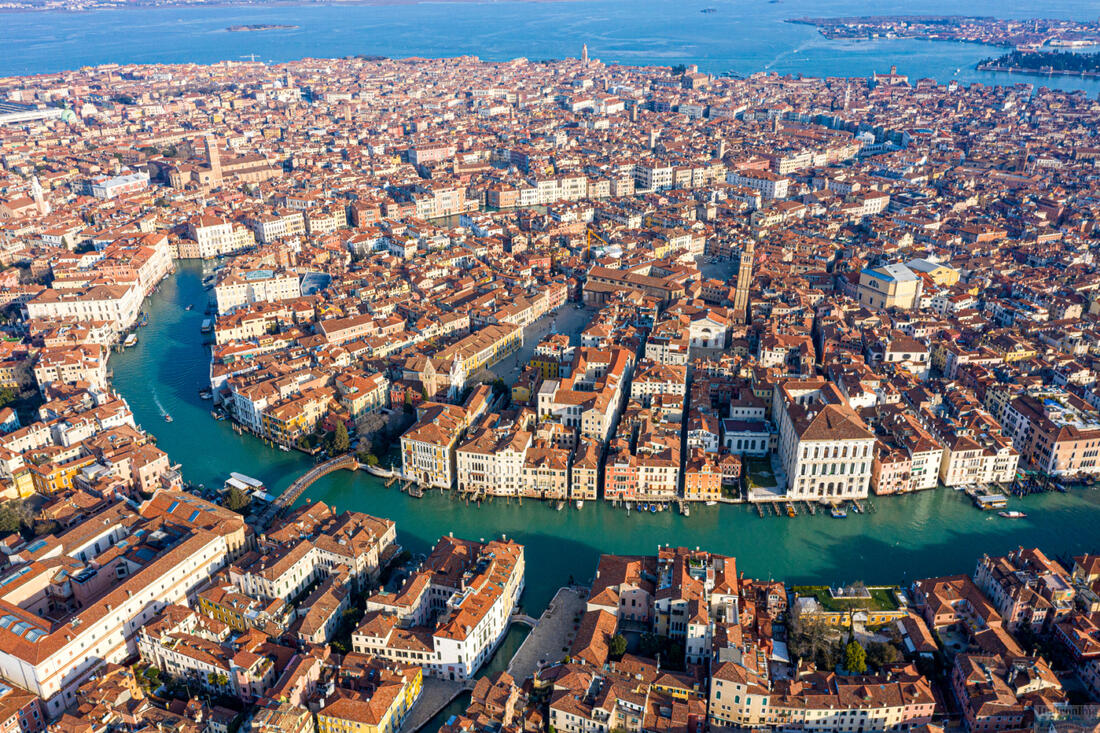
[[1, 1, 1100, 732]]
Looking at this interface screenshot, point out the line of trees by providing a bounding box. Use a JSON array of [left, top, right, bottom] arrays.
[[980, 50, 1100, 73]]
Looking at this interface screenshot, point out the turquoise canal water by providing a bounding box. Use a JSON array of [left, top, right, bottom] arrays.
[[112, 263, 1100, 615], [5, 0, 1100, 94]]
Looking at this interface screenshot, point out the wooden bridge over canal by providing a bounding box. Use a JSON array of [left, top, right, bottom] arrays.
[[255, 453, 359, 530]]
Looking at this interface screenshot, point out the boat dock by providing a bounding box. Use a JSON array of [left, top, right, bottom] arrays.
[[399, 480, 424, 498], [750, 498, 875, 519]]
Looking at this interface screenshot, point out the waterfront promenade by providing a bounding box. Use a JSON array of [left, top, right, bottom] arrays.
[[507, 587, 588, 682]]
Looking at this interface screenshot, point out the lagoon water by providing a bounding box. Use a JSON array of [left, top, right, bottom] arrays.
[[5, 0, 1100, 95]]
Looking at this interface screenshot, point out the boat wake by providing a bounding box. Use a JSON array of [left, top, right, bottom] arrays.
[[764, 39, 813, 70], [153, 391, 168, 417]]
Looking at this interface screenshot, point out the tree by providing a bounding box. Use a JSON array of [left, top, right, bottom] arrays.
[[609, 634, 628, 660], [638, 633, 661, 658], [143, 667, 161, 685], [31, 519, 59, 538], [225, 486, 251, 513], [845, 641, 867, 674], [0, 500, 31, 534], [789, 611, 830, 665], [0, 387, 16, 408], [331, 422, 350, 454], [866, 641, 899, 669]]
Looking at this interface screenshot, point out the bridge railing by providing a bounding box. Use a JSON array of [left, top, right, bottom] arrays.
[[256, 454, 358, 528]]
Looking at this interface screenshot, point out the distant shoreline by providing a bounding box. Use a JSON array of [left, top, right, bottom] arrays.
[[976, 62, 1100, 78]]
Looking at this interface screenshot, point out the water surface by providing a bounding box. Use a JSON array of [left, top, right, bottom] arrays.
[[5, 0, 1100, 94]]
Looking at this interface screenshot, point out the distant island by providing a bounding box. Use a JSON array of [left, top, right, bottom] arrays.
[[978, 50, 1100, 78], [788, 15, 1100, 50], [226, 24, 299, 32]]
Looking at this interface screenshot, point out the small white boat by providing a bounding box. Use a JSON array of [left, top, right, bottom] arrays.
[[164, 414, 173, 423], [279, 444, 290, 452], [998, 510, 1027, 519], [575, 500, 583, 509], [705, 500, 718, 506], [123, 333, 138, 347]]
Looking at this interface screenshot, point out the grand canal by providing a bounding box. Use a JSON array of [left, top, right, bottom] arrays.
[[111, 262, 1100, 616]]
